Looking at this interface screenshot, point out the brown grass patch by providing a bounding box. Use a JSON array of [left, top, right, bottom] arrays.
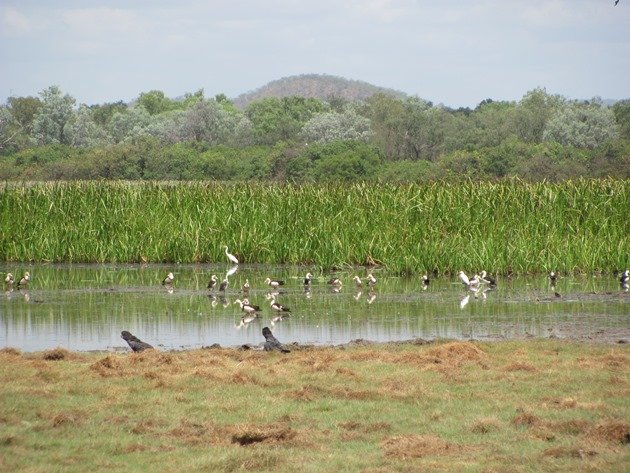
[[44, 410, 86, 427], [391, 342, 487, 370], [169, 420, 228, 446], [230, 423, 296, 446], [339, 421, 391, 434], [587, 420, 630, 444], [0, 347, 21, 357], [543, 446, 597, 459], [42, 348, 74, 361], [90, 355, 126, 377], [470, 417, 502, 434], [381, 434, 462, 459], [512, 412, 542, 428], [129, 350, 173, 365], [502, 362, 537, 372], [286, 385, 321, 402]]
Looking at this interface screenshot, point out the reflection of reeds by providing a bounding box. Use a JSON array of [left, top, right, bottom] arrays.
[[1, 180, 627, 274]]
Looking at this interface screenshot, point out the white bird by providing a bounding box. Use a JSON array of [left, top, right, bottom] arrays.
[[162, 272, 174, 285], [234, 299, 260, 314], [17, 271, 30, 289], [224, 246, 239, 265], [458, 271, 479, 289], [327, 277, 342, 287], [264, 277, 285, 289], [619, 269, 629, 286], [549, 271, 557, 285], [367, 291, 377, 304], [353, 275, 363, 287], [479, 271, 496, 287], [366, 273, 377, 287], [304, 272, 313, 286], [4, 273, 14, 286], [421, 274, 430, 289], [207, 274, 218, 290]]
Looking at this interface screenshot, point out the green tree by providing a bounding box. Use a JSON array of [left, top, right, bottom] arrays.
[[543, 100, 619, 148], [31, 86, 76, 145], [612, 99, 630, 140], [514, 88, 565, 143], [301, 108, 372, 144], [136, 90, 175, 115], [65, 105, 111, 147]]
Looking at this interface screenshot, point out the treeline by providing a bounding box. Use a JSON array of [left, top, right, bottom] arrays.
[[1, 85, 629, 181]]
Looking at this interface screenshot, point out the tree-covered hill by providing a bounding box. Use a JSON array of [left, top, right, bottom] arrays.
[[232, 74, 407, 109]]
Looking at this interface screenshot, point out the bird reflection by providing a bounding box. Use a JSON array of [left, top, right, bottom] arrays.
[[366, 291, 376, 304], [353, 290, 362, 301], [460, 294, 470, 309], [226, 264, 239, 278]]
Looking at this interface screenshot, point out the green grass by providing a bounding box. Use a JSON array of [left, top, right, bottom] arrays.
[[1, 179, 628, 274], [0, 341, 628, 472]]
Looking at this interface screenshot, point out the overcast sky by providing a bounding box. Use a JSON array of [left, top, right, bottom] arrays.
[[1, 0, 628, 108]]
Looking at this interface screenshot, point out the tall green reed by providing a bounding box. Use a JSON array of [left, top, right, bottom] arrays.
[[1, 179, 628, 274]]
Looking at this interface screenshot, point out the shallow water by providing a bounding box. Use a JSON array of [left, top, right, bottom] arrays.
[[1, 264, 628, 352]]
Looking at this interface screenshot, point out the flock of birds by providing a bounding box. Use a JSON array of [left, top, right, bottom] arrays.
[[4, 243, 629, 353]]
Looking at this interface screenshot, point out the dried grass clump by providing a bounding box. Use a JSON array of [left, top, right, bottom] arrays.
[[543, 446, 597, 459], [90, 355, 125, 377], [130, 350, 173, 365], [587, 420, 630, 444], [42, 348, 72, 361], [230, 423, 296, 446], [470, 417, 503, 434], [381, 434, 461, 459], [512, 412, 542, 428], [0, 347, 21, 357], [45, 410, 86, 427], [393, 342, 486, 370], [502, 362, 537, 372]]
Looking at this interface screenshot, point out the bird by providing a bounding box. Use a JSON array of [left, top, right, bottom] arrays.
[[17, 272, 30, 289], [549, 271, 557, 286], [4, 273, 14, 286], [479, 270, 497, 287], [224, 246, 239, 265], [207, 274, 218, 290], [458, 271, 479, 289], [366, 273, 377, 287], [241, 279, 251, 293], [238, 313, 259, 326], [162, 272, 174, 285], [303, 272, 313, 286], [121, 331, 154, 352], [269, 296, 291, 313], [219, 278, 229, 292], [327, 277, 342, 287], [264, 277, 285, 289], [353, 275, 363, 287], [262, 326, 290, 353], [421, 274, 430, 288], [234, 298, 260, 314], [620, 269, 629, 286], [615, 0, 620, 6]]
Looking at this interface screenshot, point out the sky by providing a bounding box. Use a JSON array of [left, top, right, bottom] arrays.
[[0, 0, 629, 108]]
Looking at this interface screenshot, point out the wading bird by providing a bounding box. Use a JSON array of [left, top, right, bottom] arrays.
[[620, 269, 629, 288], [121, 331, 154, 352], [353, 275, 363, 288], [479, 270, 496, 287], [367, 273, 377, 287], [207, 274, 218, 290], [269, 296, 291, 313], [162, 272, 174, 286], [224, 246, 239, 265], [549, 271, 557, 286], [234, 298, 260, 314], [327, 277, 342, 287], [219, 277, 229, 292], [264, 277, 285, 289], [421, 274, 430, 289], [17, 272, 30, 289], [458, 271, 479, 289], [241, 279, 250, 293], [262, 326, 290, 353], [304, 272, 313, 286], [4, 273, 14, 287]]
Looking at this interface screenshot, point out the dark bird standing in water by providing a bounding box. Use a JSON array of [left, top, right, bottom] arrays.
[[262, 326, 290, 353], [121, 331, 154, 352], [17, 271, 30, 289]]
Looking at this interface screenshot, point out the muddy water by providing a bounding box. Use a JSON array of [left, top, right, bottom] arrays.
[[1, 264, 628, 352]]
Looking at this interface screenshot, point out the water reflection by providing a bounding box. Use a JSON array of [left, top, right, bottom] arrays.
[[0, 264, 628, 352]]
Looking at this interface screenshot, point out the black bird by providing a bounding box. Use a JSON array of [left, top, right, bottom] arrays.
[[620, 269, 629, 285], [207, 274, 218, 290], [162, 272, 174, 285], [304, 272, 313, 286], [262, 327, 290, 353], [421, 274, 430, 287], [121, 331, 154, 352], [615, 0, 619, 6], [264, 278, 285, 289], [219, 278, 229, 292]]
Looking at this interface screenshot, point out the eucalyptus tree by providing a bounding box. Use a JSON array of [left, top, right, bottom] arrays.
[[31, 86, 76, 145], [543, 99, 619, 148], [65, 105, 111, 147], [300, 108, 372, 144]]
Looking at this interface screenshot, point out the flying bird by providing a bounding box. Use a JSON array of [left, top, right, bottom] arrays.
[[224, 246, 239, 265], [121, 331, 154, 352], [262, 326, 290, 353]]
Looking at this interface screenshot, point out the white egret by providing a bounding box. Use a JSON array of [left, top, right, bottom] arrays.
[[367, 273, 377, 287], [224, 246, 239, 265], [458, 271, 479, 289]]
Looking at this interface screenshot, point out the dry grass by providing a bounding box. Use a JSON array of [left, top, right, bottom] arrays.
[[0, 340, 628, 472]]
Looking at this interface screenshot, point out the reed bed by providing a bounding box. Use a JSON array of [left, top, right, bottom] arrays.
[[0, 179, 628, 274]]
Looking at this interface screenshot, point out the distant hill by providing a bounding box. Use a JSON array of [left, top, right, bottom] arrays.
[[232, 74, 407, 109]]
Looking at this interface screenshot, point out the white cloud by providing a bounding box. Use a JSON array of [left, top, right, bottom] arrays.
[[62, 7, 140, 36], [0, 7, 33, 35]]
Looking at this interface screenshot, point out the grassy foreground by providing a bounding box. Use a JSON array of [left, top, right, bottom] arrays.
[[1, 179, 629, 274], [0, 341, 628, 472]]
